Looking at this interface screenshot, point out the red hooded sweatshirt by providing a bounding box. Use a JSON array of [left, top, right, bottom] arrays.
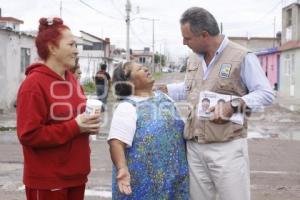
[[16, 63, 89, 189]]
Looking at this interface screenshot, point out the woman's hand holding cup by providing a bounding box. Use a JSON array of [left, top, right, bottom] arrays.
[[76, 99, 102, 134]]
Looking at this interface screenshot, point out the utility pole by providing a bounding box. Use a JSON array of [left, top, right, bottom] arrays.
[[137, 17, 159, 71], [273, 16, 276, 47], [125, 0, 131, 61], [159, 43, 162, 70], [60, 0, 62, 18], [152, 18, 155, 73]]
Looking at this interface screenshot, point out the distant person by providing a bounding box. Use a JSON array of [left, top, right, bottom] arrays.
[[70, 58, 82, 80], [108, 62, 189, 199], [95, 63, 111, 111], [16, 17, 101, 200]]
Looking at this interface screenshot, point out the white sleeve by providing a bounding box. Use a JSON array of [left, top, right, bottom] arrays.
[[167, 82, 187, 101], [240, 53, 275, 110], [107, 102, 137, 147]]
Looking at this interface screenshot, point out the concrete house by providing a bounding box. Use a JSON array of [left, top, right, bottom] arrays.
[[229, 36, 280, 52], [279, 2, 300, 98], [0, 18, 37, 112], [256, 48, 280, 90], [229, 35, 281, 90], [75, 31, 111, 83], [131, 47, 153, 65], [0, 8, 23, 31]]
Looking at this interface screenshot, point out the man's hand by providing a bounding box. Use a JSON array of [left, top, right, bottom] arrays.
[[208, 101, 233, 124], [153, 84, 168, 94], [117, 167, 132, 195]]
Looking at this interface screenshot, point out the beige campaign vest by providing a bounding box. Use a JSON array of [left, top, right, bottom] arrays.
[[184, 41, 250, 143]]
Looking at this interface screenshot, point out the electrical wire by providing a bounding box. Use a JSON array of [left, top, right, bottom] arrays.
[[253, 0, 282, 23], [78, 0, 123, 21], [130, 26, 152, 46], [109, 0, 125, 18]]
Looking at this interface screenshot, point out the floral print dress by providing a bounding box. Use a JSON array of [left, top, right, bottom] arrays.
[[112, 91, 189, 200]]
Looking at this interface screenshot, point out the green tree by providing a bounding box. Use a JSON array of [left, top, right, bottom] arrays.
[[154, 53, 166, 66]]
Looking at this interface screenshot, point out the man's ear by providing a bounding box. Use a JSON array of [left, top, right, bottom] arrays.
[[202, 31, 209, 38]]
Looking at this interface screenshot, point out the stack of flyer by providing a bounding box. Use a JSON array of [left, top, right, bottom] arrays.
[[197, 91, 244, 125]]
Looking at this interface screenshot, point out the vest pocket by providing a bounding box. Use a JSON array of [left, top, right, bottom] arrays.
[[213, 79, 236, 95], [204, 120, 244, 142], [214, 78, 246, 97]]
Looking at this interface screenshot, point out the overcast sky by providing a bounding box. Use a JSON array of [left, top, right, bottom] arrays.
[[0, 0, 295, 61]]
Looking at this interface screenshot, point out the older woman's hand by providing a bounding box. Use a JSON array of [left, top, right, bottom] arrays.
[[75, 113, 101, 134], [117, 167, 132, 195]]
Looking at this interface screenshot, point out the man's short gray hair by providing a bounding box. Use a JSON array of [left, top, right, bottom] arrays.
[[180, 7, 220, 36]]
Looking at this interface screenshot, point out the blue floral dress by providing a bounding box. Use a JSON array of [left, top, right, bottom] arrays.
[[112, 91, 189, 200]]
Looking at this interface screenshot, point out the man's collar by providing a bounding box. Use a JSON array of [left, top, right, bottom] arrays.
[[198, 35, 229, 58], [216, 35, 229, 55]]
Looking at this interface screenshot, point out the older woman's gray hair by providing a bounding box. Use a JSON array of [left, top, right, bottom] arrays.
[[112, 62, 135, 98]]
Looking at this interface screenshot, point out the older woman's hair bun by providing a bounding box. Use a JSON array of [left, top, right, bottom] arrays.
[[38, 17, 64, 32]]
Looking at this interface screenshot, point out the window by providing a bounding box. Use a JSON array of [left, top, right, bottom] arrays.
[[287, 8, 292, 27], [291, 54, 295, 85], [139, 57, 146, 63], [20, 48, 30, 72], [284, 54, 291, 76], [0, 22, 6, 28], [83, 42, 103, 50]]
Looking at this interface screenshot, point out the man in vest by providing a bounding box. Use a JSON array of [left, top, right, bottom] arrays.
[[165, 7, 274, 200]]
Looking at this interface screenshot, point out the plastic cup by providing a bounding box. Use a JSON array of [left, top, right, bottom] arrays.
[[85, 99, 102, 116]]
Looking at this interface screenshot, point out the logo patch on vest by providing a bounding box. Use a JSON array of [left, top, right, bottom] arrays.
[[219, 64, 232, 78]]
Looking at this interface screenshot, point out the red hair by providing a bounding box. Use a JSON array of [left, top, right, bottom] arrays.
[[35, 17, 70, 61]]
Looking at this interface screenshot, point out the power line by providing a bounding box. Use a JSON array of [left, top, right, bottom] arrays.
[[223, 0, 282, 33], [110, 0, 125, 18], [78, 0, 123, 21], [130, 26, 152, 46], [253, 0, 282, 23]]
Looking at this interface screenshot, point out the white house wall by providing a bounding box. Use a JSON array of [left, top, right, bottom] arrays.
[[0, 30, 37, 112], [280, 49, 300, 98]]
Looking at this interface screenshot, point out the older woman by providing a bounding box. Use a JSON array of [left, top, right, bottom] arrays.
[[16, 17, 101, 200], [108, 62, 189, 199]]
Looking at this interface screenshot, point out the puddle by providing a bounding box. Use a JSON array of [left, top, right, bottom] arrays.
[[0, 131, 18, 143], [18, 185, 25, 191], [247, 131, 267, 139], [248, 131, 300, 141], [85, 189, 112, 198], [251, 170, 300, 176]]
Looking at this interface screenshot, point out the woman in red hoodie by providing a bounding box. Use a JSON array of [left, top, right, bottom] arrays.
[[16, 17, 101, 200]]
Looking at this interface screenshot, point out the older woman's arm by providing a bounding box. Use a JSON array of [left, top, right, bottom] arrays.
[[109, 139, 132, 195]]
